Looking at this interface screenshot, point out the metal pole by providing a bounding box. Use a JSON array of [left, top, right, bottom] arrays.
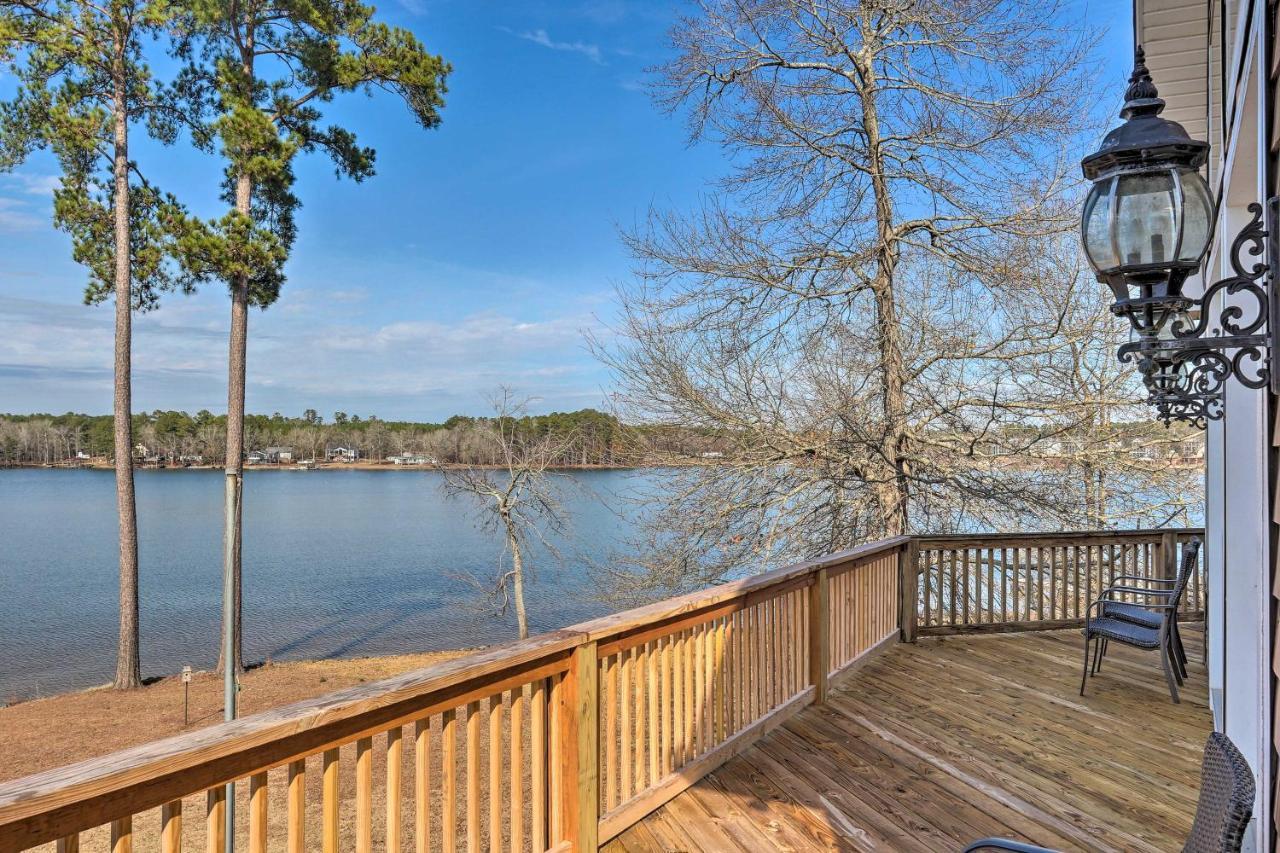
[[221, 469, 239, 851]]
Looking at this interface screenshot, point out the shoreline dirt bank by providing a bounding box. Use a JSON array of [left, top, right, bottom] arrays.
[[0, 648, 474, 782]]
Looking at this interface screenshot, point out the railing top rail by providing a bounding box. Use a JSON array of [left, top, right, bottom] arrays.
[[575, 535, 911, 644], [914, 527, 1203, 546]]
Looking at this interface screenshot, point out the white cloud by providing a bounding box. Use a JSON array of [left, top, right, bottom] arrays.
[[0, 173, 60, 232], [0, 295, 611, 418], [0, 198, 43, 232], [516, 29, 605, 65], [11, 174, 61, 196]]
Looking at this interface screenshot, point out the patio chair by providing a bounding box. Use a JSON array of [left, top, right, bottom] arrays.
[[1094, 537, 1201, 680], [1080, 538, 1198, 703], [962, 731, 1254, 852]]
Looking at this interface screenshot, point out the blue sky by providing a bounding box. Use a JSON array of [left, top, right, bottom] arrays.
[[0, 0, 1132, 422]]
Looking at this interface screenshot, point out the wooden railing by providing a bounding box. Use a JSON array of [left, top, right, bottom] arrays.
[[0, 528, 1201, 852], [0, 537, 909, 853], [911, 528, 1205, 635]]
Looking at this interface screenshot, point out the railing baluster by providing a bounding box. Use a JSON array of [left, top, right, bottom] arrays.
[[987, 547, 996, 623], [647, 639, 659, 786], [531, 680, 547, 852], [414, 719, 430, 853], [161, 800, 182, 853], [288, 759, 305, 853], [466, 700, 481, 853], [356, 737, 373, 853], [249, 772, 268, 853], [441, 709, 457, 851], [489, 693, 503, 853], [661, 635, 673, 776], [619, 646, 632, 803], [322, 748, 339, 853], [111, 816, 131, 853], [387, 727, 403, 853], [695, 623, 707, 749], [207, 785, 226, 853], [604, 653, 618, 811], [510, 687, 525, 853]]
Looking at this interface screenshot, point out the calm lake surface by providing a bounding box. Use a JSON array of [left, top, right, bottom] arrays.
[[0, 468, 642, 700]]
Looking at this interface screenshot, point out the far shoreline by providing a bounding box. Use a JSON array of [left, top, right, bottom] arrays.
[[1, 460, 645, 472]]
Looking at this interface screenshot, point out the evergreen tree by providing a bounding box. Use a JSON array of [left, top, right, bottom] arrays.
[[0, 0, 199, 689], [170, 0, 450, 673]]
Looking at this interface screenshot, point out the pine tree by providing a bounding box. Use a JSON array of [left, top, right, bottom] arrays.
[[0, 0, 200, 689], [170, 0, 450, 673]]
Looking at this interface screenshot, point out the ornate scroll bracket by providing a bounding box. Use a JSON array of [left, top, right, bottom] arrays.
[[1116, 199, 1279, 427]]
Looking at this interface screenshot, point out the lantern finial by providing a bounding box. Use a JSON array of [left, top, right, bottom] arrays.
[[1121, 46, 1164, 119]]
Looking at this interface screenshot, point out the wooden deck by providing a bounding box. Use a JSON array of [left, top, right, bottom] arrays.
[[607, 626, 1211, 853]]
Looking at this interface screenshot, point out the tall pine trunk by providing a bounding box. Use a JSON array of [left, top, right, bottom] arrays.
[[111, 28, 141, 691], [218, 182, 250, 678], [218, 33, 254, 678]]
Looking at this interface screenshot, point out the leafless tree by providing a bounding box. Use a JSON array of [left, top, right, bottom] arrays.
[[438, 389, 576, 639], [594, 1, 1180, 596]]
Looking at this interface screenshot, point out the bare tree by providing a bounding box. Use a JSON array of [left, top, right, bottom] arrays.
[[594, 1, 1145, 595], [1015, 250, 1203, 529], [439, 390, 575, 639]]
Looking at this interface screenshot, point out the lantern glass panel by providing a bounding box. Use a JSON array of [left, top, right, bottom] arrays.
[[1115, 171, 1178, 267], [1178, 169, 1214, 263], [1081, 177, 1117, 271]]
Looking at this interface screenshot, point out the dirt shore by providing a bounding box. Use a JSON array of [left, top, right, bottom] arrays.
[[0, 649, 471, 783]]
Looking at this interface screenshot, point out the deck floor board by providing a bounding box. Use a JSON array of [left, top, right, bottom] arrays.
[[606, 626, 1211, 852]]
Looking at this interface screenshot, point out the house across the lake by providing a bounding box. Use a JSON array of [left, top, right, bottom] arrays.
[[387, 452, 433, 465], [326, 445, 360, 462]]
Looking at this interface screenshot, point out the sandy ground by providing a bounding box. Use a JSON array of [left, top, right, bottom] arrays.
[[0, 650, 471, 783], [0, 650, 562, 852]]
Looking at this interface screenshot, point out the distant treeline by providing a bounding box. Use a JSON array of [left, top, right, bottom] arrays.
[[0, 408, 651, 467]]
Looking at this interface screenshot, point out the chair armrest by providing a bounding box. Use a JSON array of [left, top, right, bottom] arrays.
[[1105, 586, 1172, 598], [1110, 574, 1176, 585], [1087, 597, 1177, 623], [963, 839, 1059, 853]]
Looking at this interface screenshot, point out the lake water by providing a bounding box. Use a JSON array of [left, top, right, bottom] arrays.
[[0, 468, 642, 700]]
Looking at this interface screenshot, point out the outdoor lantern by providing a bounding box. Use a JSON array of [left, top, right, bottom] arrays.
[[1081, 46, 1279, 428], [1081, 47, 1214, 338]]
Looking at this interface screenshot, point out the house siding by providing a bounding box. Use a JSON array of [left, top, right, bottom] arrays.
[[1139, 0, 1274, 849]]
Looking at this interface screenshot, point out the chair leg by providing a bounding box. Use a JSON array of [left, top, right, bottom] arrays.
[[1160, 643, 1181, 704], [1080, 635, 1092, 696], [1173, 620, 1188, 664], [1094, 637, 1107, 673], [1172, 623, 1188, 673]]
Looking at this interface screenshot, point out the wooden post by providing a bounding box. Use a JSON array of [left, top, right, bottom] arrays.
[[808, 568, 830, 704], [1159, 531, 1178, 581], [898, 541, 919, 643], [556, 642, 599, 852]]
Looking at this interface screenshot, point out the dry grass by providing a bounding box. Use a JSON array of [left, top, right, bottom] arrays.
[[0, 650, 473, 783], [0, 650, 562, 853]]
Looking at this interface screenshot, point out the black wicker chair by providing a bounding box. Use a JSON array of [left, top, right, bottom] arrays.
[[962, 731, 1255, 852], [1093, 538, 1201, 682], [1080, 537, 1200, 703]]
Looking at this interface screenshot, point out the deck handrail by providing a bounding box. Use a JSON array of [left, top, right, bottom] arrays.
[[0, 528, 1200, 852]]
